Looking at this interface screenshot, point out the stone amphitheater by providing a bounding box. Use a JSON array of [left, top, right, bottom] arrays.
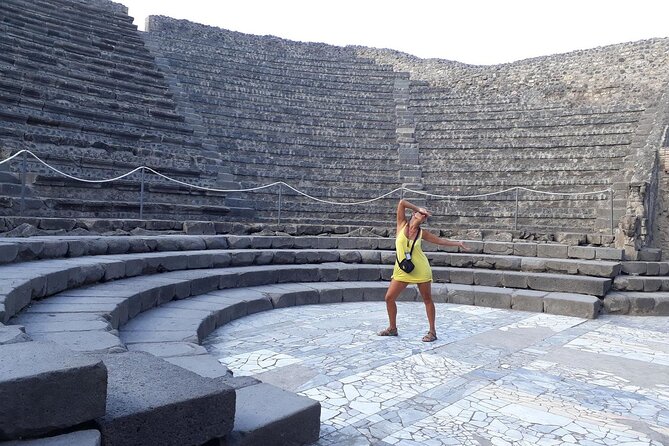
[[1, 0, 668, 445]]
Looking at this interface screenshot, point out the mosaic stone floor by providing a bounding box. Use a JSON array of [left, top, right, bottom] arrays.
[[204, 302, 669, 445]]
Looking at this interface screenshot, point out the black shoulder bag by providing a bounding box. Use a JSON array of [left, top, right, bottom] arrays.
[[396, 229, 420, 273]]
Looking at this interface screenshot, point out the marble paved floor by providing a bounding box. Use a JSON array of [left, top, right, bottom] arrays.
[[204, 302, 669, 445]]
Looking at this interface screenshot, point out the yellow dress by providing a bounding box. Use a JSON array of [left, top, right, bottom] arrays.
[[392, 224, 433, 283]]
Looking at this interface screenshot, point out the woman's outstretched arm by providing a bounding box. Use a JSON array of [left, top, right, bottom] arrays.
[[421, 230, 469, 250]]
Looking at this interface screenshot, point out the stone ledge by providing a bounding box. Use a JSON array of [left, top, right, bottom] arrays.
[[0, 430, 101, 446], [0, 341, 107, 441], [228, 383, 320, 446], [93, 351, 235, 446]]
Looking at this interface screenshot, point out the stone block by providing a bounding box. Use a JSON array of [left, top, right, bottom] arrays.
[[613, 276, 644, 292], [594, 247, 624, 260], [446, 284, 475, 305], [30, 331, 126, 353], [0, 324, 30, 344], [0, 243, 19, 264], [527, 274, 610, 297], [627, 293, 662, 314], [577, 261, 620, 278], [0, 429, 101, 446], [449, 269, 474, 285], [568, 246, 595, 260], [40, 241, 68, 259], [483, 242, 513, 255], [638, 248, 662, 261], [513, 243, 537, 257], [643, 278, 662, 292], [473, 270, 503, 287], [0, 342, 107, 440], [543, 293, 601, 319], [66, 240, 88, 258], [493, 256, 522, 270], [602, 292, 631, 315], [544, 259, 578, 275], [474, 287, 511, 309], [164, 355, 231, 378], [646, 262, 660, 276], [95, 352, 235, 446], [228, 383, 320, 446], [620, 262, 647, 275], [536, 244, 568, 259], [501, 272, 528, 289], [183, 221, 216, 235], [431, 268, 450, 283], [511, 290, 546, 313], [264, 284, 320, 308]]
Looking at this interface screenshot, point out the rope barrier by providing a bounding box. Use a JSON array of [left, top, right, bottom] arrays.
[[1, 149, 613, 205]]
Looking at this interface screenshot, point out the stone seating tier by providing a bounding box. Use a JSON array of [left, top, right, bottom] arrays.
[[212, 127, 396, 148], [217, 133, 396, 152], [201, 114, 396, 139], [162, 60, 398, 94], [221, 143, 399, 162], [160, 50, 401, 86], [0, 89, 197, 137], [0, 67, 178, 112], [174, 74, 397, 103], [0, 33, 163, 88], [416, 115, 640, 132], [421, 146, 629, 163], [144, 28, 398, 69], [11, 264, 607, 352], [1, 53, 171, 100], [9, 198, 240, 221], [197, 104, 396, 131], [0, 238, 624, 324], [2, 0, 153, 60], [182, 92, 396, 121]]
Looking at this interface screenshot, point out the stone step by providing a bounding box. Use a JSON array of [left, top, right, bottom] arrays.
[[0, 341, 107, 441], [228, 383, 320, 446], [0, 429, 101, 446], [602, 291, 669, 316], [0, 244, 619, 322], [621, 261, 669, 276], [612, 275, 669, 292], [12, 264, 606, 353], [92, 351, 235, 446]]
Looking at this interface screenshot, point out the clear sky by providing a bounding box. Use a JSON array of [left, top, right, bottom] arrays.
[[118, 0, 669, 66]]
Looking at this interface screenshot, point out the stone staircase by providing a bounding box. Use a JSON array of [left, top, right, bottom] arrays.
[[1, 231, 667, 444], [0, 0, 253, 221]]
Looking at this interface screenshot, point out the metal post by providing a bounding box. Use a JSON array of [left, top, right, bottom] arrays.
[[139, 167, 145, 220], [610, 189, 614, 235], [514, 187, 519, 231], [277, 183, 282, 225], [20, 151, 27, 216]]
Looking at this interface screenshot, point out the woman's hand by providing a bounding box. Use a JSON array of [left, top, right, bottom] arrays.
[[458, 241, 470, 251], [418, 207, 431, 217]]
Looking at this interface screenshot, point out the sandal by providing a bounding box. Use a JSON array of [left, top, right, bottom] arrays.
[[377, 327, 398, 337], [422, 331, 437, 342]]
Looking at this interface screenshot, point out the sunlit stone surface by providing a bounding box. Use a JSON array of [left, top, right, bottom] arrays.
[[205, 302, 669, 445]]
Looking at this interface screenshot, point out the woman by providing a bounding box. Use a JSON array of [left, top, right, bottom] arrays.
[[378, 199, 468, 342]]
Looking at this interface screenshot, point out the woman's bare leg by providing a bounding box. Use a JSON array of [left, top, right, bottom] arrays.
[[384, 279, 409, 330], [417, 281, 436, 335]]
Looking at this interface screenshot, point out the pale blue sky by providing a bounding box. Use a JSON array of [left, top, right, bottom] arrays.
[[119, 0, 669, 65]]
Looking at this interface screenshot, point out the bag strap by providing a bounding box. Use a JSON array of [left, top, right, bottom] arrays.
[[396, 228, 420, 264]]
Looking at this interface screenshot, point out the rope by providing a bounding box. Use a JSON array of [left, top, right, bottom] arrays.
[[2, 149, 613, 205]]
